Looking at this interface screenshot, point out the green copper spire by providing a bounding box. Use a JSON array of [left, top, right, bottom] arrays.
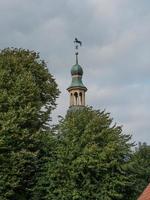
[[76, 52, 78, 64], [67, 38, 87, 109], [67, 53, 87, 91]]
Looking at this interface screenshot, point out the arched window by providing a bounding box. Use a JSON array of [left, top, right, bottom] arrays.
[[79, 92, 82, 105], [71, 93, 73, 105], [74, 92, 78, 105]]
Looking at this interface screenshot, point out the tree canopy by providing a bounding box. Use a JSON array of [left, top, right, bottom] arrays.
[[130, 143, 150, 199], [0, 48, 59, 199], [0, 48, 149, 200], [35, 107, 135, 200]]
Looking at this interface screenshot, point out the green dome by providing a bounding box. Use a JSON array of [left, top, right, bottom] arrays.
[[71, 64, 83, 76], [67, 76, 87, 90]]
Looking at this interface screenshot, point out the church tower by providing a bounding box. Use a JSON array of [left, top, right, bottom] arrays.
[[67, 40, 87, 109]]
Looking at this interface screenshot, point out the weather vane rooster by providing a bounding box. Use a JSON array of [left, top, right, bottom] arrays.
[[74, 38, 82, 47], [74, 38, 82, 63], [74, 38, 82, 64]]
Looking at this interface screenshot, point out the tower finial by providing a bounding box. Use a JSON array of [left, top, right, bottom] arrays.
[[75, 52, 78, 64], [74, 38, 82, 64]]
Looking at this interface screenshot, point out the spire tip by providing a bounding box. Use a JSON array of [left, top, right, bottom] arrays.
[[75, 52, 78, 64]]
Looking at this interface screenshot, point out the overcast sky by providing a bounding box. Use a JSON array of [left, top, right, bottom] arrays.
[[0, 0, 150, 144]]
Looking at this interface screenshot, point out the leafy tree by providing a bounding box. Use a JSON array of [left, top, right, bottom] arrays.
[[35, 107, 134, 200], [0, 48, 59, 199], [130, 143, 150, 199]]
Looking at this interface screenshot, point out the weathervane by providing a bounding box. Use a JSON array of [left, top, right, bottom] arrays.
[[74, 38, 82, 64]]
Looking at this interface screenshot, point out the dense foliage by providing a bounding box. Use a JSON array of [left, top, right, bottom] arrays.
[[0, 48, 149, 200], [35, 108, 136, 200], [0, 48, 59, 199], [130, 143, 150, 199]]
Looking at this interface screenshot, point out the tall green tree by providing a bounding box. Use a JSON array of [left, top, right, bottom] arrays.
[[0, 48, 59, 199], [35, 107, 135, 200], [130, 143, 150, 199]]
